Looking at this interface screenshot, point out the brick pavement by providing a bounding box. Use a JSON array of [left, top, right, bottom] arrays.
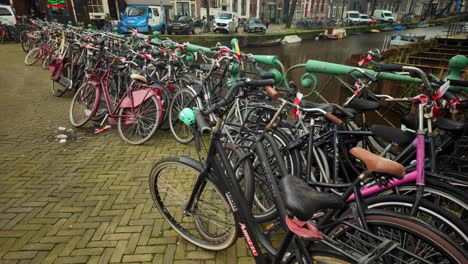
[[0, 44, 254, 264]]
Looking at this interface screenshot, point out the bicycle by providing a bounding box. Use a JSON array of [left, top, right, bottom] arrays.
[[149, 78, 467, 263], [69, 41, 163, 145]]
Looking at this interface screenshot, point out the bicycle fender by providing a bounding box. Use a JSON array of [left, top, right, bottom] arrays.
[[179, 156, 204, 171], [119, 88, 159, 108]]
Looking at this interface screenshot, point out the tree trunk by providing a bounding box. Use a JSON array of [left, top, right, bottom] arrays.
[[286, 0, 298, 28]]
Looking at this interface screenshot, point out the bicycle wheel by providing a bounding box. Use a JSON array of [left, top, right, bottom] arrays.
[[51, 62, 71, 97], [169, 88, 202, 144], [20, 31, 30, 52], [69, 82, 100, 127], [42, 49, 58, 69], [329, 211, 467, 263], [380, 177, 468, 223], [250, 130, 302, 223], [366, 194, 468, 251], [194, 143, 254, 242], [24, 47, 41, 66], [285, 250, 353, 263], [117, 95, 161, 145], [149, 157, 238, 250]]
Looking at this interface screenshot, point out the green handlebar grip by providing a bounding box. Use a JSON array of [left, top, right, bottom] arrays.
[[305, 60, 422, 83], [253, 55, 279, 66], [185, 44, 215, 55], [269, 68, 282, 84]]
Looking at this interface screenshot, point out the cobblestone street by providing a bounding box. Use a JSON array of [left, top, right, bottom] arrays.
[[0, 44, 252, 264]]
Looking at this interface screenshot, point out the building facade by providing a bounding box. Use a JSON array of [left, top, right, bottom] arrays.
[[5, 0, 468, 25]]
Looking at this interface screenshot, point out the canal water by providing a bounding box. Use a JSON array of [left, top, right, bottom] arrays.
[[245, 25, 449, 65], [244, 25, 449, 107]]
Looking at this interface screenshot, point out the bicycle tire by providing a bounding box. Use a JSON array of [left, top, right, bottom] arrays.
[[51, 62, 71, 97], [250, 129, 301, 223], [380, 177, 468, 223], [42, 49, 58, 69], [20, 31, 29, 52], [169, 88, 202, 144], [69, 82, 100, 127], [24, 47, 41, 66], [149, 157, 238, 251], [366, 194, 468, 251], [285, 249, 353, 263], [195, 143, 254, 242], [328, 211, 467, 263], [117, 95, 161, 145]]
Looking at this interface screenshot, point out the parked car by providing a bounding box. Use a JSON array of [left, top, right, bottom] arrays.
[[370, 16, 378, 24], [0, 5, 16, 26], [342, 11, 360, 26], [373, 10, 395, 23], [167, 15, 195, 35], [243, 18, 266, 33], [119, 5, 166, 34], [213, 11, 239, 34], [359, 14, 372, 25]]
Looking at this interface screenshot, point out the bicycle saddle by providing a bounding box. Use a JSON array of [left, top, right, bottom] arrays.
[[400, 115, 418, 131], [349, 147, 405, 176], [434, 117, 467, 134], [370, 124, 415, 146], [130, 74, 147, 83], [280, 175, 344, 221], [347, 97, 381, 112]]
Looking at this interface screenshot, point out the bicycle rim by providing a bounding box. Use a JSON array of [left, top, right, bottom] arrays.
[[169, 89, 200, 144], [149, 157, 238, 250], [51, 63, 70, 97], [117, 95, 160, 145], [329, 212, 467, 263], [24, 47, 41, 66], [69, 82, 99, 127], [366, 194, 468, 251]]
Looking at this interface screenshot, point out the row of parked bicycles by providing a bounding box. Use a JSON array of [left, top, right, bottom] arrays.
[[19, 18, 468, 263]]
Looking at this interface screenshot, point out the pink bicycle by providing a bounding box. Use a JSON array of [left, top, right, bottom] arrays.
[[69, 41, 163, 145]]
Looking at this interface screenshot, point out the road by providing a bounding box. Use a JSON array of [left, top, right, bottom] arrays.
[[0, 44, 253, 263]]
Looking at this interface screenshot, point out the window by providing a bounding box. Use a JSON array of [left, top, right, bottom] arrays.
[[88, 0, 104, 13], [241, 0, 246, 16], [176, 2, 190, 16], [153, 9, 159, 17], [216, 12, 233, 19], [0, 7, 11, 16], [124, 7, 146, 17]]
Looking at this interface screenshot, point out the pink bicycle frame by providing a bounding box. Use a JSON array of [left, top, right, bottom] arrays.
[[348, 105, 426, 202]]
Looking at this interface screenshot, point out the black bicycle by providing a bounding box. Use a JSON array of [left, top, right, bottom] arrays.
[[149, 78, 467, 263]]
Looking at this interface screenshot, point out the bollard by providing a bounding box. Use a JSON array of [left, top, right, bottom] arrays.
[[446, 55, 468, 92]]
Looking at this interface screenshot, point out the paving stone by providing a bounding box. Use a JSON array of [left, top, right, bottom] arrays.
[[121, 254, 153, 262]]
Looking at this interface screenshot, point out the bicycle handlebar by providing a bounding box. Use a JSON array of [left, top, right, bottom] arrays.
[[374, 64, 432, 90], [448, 79, 468, 87], [201, 79, 275, 115]]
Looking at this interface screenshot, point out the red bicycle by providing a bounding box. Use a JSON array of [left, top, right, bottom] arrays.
[[69, 43, 163, 145]]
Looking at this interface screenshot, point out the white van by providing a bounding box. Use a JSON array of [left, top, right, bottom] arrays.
[[213, 11, 239, 34], [342, 11, 361, 26], [0, 5, 16, 26], [373, 10, 395, 23]]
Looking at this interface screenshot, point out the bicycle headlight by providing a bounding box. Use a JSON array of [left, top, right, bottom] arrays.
[[179, 108, 195, 126]]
